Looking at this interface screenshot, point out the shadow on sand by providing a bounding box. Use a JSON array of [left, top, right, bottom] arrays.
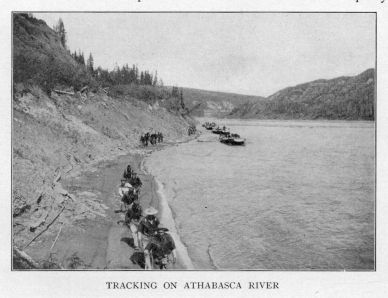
[[130, 252, 145, 268], [120, 237, 145, 269]]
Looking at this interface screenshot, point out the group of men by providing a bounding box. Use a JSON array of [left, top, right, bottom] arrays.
[[188, 125, 196, 136], [140, 132, 164, 147], [118, 164, 177, 270]]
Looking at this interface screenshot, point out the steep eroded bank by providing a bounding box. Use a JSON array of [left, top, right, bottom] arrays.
[[12, 86, 194, 268]]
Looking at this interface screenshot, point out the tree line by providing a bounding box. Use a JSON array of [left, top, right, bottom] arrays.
[[14, 14, 191, 116], [54, 18, 160, 88]]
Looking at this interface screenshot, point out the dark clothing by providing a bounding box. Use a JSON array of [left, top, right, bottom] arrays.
[[125, 204, 143, 224], [130, 177, 142, 188], [121, 189, 137, 205], [123, 166, 133, 180], [138, 217, 160, 237], [123, 171, 129, 180], [145, 233, 176, 259]]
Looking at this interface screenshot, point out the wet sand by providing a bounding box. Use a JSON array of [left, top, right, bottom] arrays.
[[59, 140, 193, 269]]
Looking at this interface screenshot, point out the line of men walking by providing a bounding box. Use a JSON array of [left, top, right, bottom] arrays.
[[140, 132, 164, 147], [188, 125, 196, 136], [118, 164, 177, 270]]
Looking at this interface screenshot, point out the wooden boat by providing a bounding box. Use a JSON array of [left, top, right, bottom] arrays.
[[219, 133, 245, 145], [230, 137, 245, 145], [204, 122, 216, 130], [212, 127, 229, 135]]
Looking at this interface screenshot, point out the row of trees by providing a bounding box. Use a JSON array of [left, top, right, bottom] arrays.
[[53, 18, 66, 48], [54, 18, 160, 88], [14, 14, 189, 114], [94, 64, 159, 87]]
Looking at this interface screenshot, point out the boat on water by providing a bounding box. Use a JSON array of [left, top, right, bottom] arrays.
[[212, 127, 229, 135], [203, 122, 216, 130], [219, 133, 246, 145]]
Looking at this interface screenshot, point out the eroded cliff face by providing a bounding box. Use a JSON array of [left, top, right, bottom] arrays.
[[12, 13, 196, 268], [12, 85, 192, 268]]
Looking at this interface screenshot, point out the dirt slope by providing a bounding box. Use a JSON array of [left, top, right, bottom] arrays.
[[12, 86, 193, 269]]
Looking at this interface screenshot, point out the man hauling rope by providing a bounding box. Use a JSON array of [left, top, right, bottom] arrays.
[[143, 227, 177, 270], [129, 172, 143, 189], [124, 197, 143, 250], [118, 180, 135, 212], [138, 207, 160, 250], [123, 164, 134, 180]]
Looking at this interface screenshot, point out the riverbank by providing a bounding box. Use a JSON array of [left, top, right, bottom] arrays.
[[15, 134, 198, 269], [105, 140, 196, 270], [141, 142, 196, 270], [73, 135, 197, 269], [12, 84, 196, 269]]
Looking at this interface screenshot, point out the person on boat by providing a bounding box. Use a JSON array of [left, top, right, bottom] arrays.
[[125, 197, 143, 250], [144, 227, 177, 270], [138, 207, 160, 250]]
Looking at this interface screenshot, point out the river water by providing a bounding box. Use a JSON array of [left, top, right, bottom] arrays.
[[144, 119, 375, 270]]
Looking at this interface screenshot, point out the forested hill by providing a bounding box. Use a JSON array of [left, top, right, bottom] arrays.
[[176, 87, 264, 117], [229, 69, 375, 120]]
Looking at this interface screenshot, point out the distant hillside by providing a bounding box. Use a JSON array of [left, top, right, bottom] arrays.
[[174, 87, 264, 117], [229, 69, 375, 120]]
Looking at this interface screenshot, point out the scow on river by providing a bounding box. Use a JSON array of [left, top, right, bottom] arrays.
[[145, 119, 375, 270]]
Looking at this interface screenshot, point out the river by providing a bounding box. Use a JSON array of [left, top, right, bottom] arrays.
[[144, 119, 375, 270]]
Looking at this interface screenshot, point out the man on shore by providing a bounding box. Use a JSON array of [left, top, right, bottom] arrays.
[[130, 173, 143, 189], [144, 227, 177, 270], [125, 197, 143, 250], [123, 165, 133, 180], [118, 181, 133, 212], [138, 207, 160, 250]]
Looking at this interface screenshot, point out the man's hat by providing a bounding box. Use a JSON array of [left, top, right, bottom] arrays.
[[124, 183, 133, 188], [144, 207, 158, 216]]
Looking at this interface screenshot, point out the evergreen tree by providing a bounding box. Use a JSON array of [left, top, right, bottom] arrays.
[[179, 88, 185, 109], [140, 71, 144, 85], [172, 86, 179, 97], [87, 53, 94, 74], [53, 18, 67, 48], [153, 71, 158, 86], [135, 65, 139, 84], [78, 51, 85, 65]]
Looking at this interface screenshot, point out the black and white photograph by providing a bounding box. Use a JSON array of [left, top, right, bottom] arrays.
[[11, 11, 376, 273]]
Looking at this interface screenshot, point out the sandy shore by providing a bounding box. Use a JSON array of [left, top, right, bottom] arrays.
[[141, 153, 195, 270], [105, 137, 197, 269], [19, 132, 198, 270], [55, 137, 196, 270]]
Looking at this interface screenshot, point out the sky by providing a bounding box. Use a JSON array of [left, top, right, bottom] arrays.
[[35, 13, 375, 96]]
